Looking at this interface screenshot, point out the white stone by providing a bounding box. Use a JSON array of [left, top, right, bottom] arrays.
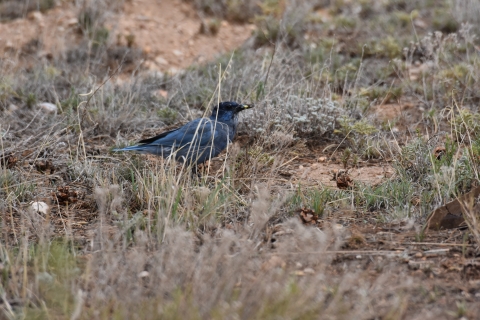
[[66, 18, 78, 26], [154, 56, 168, 65], [8, 104, 18, 112], [30, 202, 49, 215], [172, 50, 183, 57], [138, 271, 149, 278], [38, 102, 57, 113], [30, 11, 43, 22]]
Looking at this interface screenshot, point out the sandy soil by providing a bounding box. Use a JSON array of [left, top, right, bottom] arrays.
[[0, 0, 254, 73]]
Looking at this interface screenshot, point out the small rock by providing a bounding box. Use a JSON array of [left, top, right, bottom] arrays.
[[261, 256, 286, 271], [7, 104, 18, 114], [29, 11, 43, 22], [168, 67, 179, 75], [154, 89, 168, 99], [154, 56, 168, 66], [318, 156, 327, 162], [138, 271, 149, 278], [303, 268, 315, 274], [172, 50, 183, 57], [408, 260, 433, 270], [143, 60, 157, 71], [38, 102, 57, 113], [356, 255, 362, 259], [66, 18, 78, 26], [30, 202, 49, 215], [413, 19, 427, 29], [333, 224, 344, 230], [56, 142, 67, 149], [144, 70, 165, 79]]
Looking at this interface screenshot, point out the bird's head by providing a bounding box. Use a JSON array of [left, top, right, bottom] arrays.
[[210, 101, 253, 121]]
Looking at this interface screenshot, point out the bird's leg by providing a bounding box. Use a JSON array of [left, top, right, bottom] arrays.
[[190, 164, 201, 178], [191, 164, 198, 175]]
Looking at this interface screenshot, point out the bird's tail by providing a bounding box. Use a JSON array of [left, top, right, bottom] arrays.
[[113, 144, 171, 156], [112, 145, 147, 153]]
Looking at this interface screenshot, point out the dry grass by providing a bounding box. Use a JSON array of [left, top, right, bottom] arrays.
[[1, 0, 480, 318]]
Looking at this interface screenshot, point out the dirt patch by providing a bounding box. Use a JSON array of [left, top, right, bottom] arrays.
[[369, 102, 426, 132], [0, 4, 78, 62], [294, 161, 394, 187], [112, 0, 254, 73], [278, 145, 395, 187], [0, 0, 254, 73]]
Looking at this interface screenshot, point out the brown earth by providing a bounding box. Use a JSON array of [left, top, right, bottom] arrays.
[[0, 0, 254, 74]]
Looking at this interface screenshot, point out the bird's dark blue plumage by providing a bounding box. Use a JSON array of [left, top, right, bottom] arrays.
[[114, 101, 253, 164]]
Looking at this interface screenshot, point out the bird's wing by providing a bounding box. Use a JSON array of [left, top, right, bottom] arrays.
[[138, 127, 181, 144], [138, 118, 226, 148]]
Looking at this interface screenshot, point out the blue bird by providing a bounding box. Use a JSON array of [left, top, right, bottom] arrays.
[[114, 101, 253, 165]]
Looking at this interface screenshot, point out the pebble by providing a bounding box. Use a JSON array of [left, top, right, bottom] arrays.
[[38, 102, 57, 113], [5, 41, 14, 49], [303, 268, 315, 274], [66, 18, 78, 26], [407, 260, 434, 270], [333, 224, 344, 230], [172, 49, 183, 57], [29, 11, 43, 22], [168, 67, 178, 74], [30, 201, 49, 215], [7, 104, 19, 113], [154, 56, 168, 65]]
